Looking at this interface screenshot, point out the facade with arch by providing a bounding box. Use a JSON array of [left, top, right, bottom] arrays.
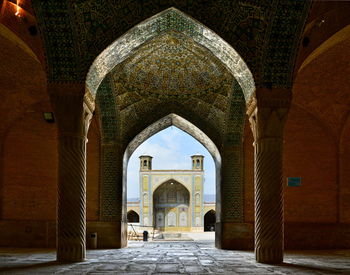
[[137, 155, 205, 232]]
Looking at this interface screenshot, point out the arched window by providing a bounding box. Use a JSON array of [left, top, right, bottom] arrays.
[[195, 193, 200, 205], [179, 211, 187, 227], [167, 212, 176, 227], [143, 193, 149, 205], [156, 212, 164, 227]]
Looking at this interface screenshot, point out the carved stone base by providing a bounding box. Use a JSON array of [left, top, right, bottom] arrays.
[[57, 239, 85, 262], [255, 246, 283, 264]]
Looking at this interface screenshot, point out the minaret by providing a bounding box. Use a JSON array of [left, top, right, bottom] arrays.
[[139, 155, 153, 171], [191, 154, 204, 170]]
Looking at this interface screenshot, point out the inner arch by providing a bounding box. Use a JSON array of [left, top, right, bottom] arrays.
[[124, 114, 220, 165], [86, 7, 254, 101], [123, 113, 221, 234]]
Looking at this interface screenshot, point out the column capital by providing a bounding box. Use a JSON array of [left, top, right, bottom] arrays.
[[49, 83, 93, 139], [247, 88, 291, 142]]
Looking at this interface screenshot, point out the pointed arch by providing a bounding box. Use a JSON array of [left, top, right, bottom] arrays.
[[122, 113, 222, 234], [124, 113, 220, 165], [86, 7, 254, 102]]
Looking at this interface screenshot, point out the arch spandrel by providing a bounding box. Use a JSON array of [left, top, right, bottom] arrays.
[[87, 7, 255, 102]]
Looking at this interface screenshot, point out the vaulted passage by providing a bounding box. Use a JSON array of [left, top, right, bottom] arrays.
[[1, 0, 350, 272]]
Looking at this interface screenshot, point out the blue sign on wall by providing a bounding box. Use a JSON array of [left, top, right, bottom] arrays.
[[287, 177, 301, 187]]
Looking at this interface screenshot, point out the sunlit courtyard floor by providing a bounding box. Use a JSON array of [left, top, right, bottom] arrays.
[[1, 239, 350, 274]]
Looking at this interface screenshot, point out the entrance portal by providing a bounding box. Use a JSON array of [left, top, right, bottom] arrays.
[[153, 181, 190, 231]]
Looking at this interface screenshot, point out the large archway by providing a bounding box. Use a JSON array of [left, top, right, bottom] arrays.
[[93, 8, 249, 251]]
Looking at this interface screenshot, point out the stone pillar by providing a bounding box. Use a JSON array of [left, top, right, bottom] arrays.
[[247, 88, 291, 264], [51, 84, 93, 262]]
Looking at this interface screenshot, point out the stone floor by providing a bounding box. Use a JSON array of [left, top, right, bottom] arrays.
[[1, 241, 350, 274]]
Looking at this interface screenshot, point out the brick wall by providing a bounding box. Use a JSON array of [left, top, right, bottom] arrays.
[[2, 102, 58, 220]]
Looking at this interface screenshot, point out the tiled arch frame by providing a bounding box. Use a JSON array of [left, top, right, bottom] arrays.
[[86, 7, 255, 102]]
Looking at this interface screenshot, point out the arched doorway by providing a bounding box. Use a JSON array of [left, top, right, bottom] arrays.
[[127, 210, 139, 223], [153, 180, 190, 231], [204, 210, 216, 232]]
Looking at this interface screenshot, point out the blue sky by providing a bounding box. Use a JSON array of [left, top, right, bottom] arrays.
[[127, 126, 216, 199]]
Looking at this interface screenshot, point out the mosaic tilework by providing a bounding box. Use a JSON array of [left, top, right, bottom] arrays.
[[96, 77, 118, 143], [100, 144, 123, 221], [220, 80, 246, 222], [228, 81, 246, 141], [86, 7, 255, 101], [221, 145, 244, 222], [111, 31, 232, 98], [34, 1, 310, 92], [262, 1, 312, 87], [32, 1, 82, 81]]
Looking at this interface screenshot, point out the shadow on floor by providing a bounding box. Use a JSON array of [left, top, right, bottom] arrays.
[[0, 261, 63, 273], [278, 262, 343, 274]]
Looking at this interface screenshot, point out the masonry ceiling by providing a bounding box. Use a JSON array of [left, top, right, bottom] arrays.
[[111, 31, 233, 98], [33, 0, 311, 90]]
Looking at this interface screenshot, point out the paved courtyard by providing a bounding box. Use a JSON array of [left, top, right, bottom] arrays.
[[1, 241, 350, 274]]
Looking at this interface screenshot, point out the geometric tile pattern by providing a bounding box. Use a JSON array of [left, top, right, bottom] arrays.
[[111, 31, 233, 98], [32, 1, 81, 82], [34, 1, 311, 92], [96, 77, 118, 143], [99, 144, 122, 221], [87, 8, 255, 101], [262, 1, 312, 87], [221, 81, 245, 222]]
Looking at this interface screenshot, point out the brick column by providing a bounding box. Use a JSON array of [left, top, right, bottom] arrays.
[[51, 84, 93, 262], [247, 88, 291, 264]]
